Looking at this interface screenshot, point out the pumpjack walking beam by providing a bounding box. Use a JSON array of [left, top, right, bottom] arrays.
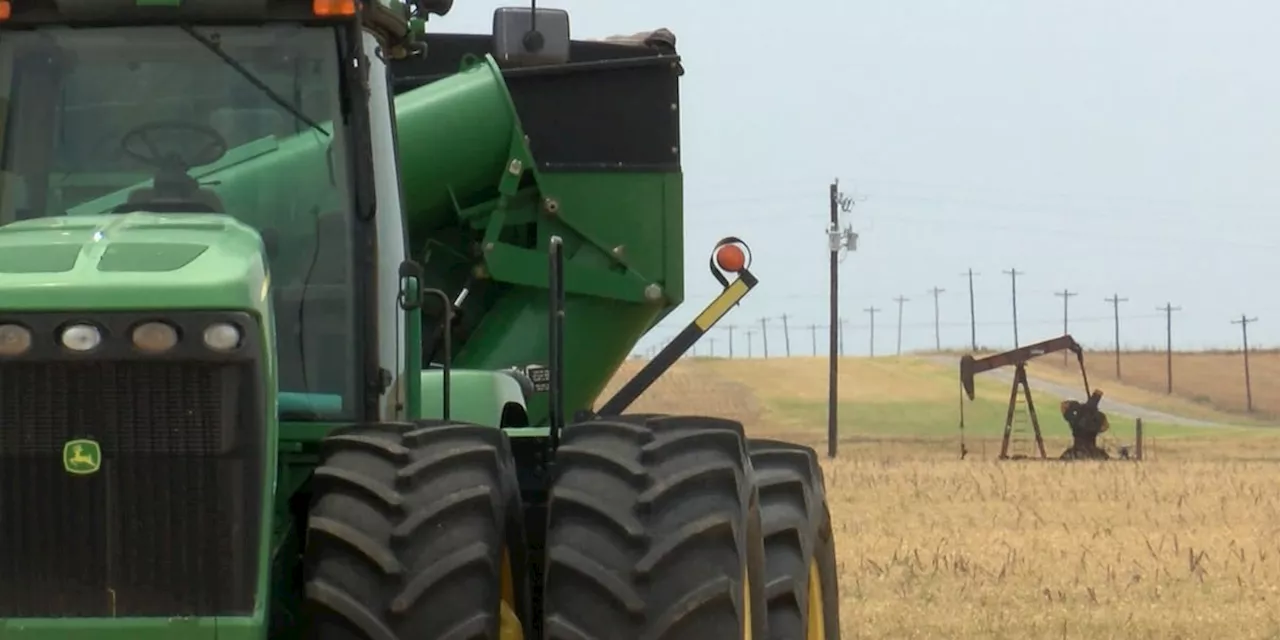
[[958, 334, 1091, 460], [594, 237, 757, 417]]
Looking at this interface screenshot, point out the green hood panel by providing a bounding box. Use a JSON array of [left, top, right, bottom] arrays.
[[0, 245, 82, 273], [0, 213, 269, 313], [97, 242, 210, 272]]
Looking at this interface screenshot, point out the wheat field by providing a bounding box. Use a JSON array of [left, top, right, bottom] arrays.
[[821, 448, 1280, 639], [601, 355, 1280, 639]]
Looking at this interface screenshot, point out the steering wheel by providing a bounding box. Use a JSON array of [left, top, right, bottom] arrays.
[[121, 121, 229, 171]]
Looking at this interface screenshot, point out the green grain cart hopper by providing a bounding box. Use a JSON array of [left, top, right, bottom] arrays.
[[0, 1, 838, 638]]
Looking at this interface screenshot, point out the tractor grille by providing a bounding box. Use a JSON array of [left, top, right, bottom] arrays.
[[0, 360, 263, 617]]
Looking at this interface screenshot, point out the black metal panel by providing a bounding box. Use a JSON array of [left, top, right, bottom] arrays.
[[391, 34, 682, 172], [503, 58, 681, 172], [396, 32, 676, 78], [0, 312, 265, 617], [6, 0, 325, 26]]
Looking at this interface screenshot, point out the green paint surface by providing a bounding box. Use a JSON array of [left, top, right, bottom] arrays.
[[0, 616, 259, 640], [0, 214, 270, 312], [0, 21, 688, 635], [0, 245, 81, 273], [97, 242, 208, 272]]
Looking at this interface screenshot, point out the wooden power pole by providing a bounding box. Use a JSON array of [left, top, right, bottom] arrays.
[[1054, 289, 1076, 365], [1157, 303, 1180, 393], [1232, 314, 1258, 412], [892, 295, 909, 356], [1105, 293, 1128, 379], [927, 286, 945, 351]]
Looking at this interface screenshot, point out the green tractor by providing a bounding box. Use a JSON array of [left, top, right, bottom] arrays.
[[0, 0, 840, 638]]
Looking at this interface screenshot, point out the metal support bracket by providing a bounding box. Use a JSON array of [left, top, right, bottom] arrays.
[[592, 237, 757, 417]]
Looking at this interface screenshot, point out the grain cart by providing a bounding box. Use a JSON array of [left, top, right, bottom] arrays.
[[0, 1, 839, 639]]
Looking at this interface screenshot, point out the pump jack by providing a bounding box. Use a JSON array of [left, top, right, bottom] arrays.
[[959, 334, 1106, 460]]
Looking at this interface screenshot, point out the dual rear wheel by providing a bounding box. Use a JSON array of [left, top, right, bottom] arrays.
[[300, 416, 838, 640]]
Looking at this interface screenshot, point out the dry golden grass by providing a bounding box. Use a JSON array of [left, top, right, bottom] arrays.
[[601, 356, 1280, 639], [820, 443, 1280, 639]]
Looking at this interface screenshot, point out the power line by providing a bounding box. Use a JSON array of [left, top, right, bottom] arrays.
[[1054, 289, 1077, 365], [759, 317, 770, 359], [838, 317, 847, 356], [1231, 314, 1259, 412], [893, 295, 909, 356], [780, 313, 792, 357], [1002, 268, 1024, 347], [1157, 303, 1181, 393], [927, 286, 946, 351], [864, 306, 881, 357], [960, 269, 979, 350], [683, 187, 1280, 252], [1104, 293, 1129, 378], [827, 178, 856, 459]]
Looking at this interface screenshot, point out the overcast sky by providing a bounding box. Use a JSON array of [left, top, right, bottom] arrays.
[[435, 1, 1280, 356]]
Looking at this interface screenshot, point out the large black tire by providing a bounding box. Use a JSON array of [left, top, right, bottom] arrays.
[[748, 439, 840, 640], [300, 421, 531, 639], [542, 414, 768, 639]]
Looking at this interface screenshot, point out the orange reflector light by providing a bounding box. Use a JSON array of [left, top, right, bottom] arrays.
[[715, 244, 747, 273], [313, 0, 356, 16], [0, 1, 12, 21]]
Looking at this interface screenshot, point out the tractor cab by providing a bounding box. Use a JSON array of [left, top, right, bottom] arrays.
[[0, 0, 575, 425], [0, 0, 430, 425], [0, 19, 364, 412]]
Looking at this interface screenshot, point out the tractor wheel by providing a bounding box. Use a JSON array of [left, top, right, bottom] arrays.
[[300, 421, 530, 640], [542, 414, 768, 639], [748, 439, 840, 640]]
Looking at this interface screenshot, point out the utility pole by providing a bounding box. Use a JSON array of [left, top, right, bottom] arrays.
[[864, 306, 880, 357], [1232, 314, 1258, 412], [708, 337, 716, 358], [1054, 289, 1077, 365], [780, 313, 792, 357], [723, 324, 736, 358], [927, 286, 945, 351], [746, 329, 755, 358], [1158, 303, 1181, 393], [827, 178, 856, 458], [1105, 293, 1128, 379], [1002, 268, 1024, 348], [892, 295, 909, 356], [839, 318, 847, 356], [810, 324, 818, 356], [759, 317, 769, 358], [960, 269, 979, 350]]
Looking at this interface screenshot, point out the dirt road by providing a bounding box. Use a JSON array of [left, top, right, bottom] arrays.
[[924, 355, 1224, 427]]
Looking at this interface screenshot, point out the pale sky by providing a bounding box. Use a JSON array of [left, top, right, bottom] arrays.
[[434, 1, 1280, 357]]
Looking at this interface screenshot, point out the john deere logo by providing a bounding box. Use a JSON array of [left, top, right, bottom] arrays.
[[63, 439, 102, 475]]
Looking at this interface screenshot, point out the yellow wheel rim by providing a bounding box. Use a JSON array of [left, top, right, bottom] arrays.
[[499, 547, 523, 640], [743, 567, 752, 640], [806, 557, 826, 640]]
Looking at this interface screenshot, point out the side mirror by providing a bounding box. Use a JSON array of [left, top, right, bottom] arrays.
[[492, 6, 571, 67], [414, 0, 454, 17]]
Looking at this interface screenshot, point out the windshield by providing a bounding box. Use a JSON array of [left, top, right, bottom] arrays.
[[0, 25, 359, 421]]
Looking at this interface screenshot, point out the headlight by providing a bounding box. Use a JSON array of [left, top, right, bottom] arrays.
[[0, 324, 32, 356], [132, 321, 179, 353], [203, 322, 242, 352], [61, 324, 103, 352]]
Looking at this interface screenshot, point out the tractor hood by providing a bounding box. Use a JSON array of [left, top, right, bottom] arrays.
[[0, 213, 270, 314]]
